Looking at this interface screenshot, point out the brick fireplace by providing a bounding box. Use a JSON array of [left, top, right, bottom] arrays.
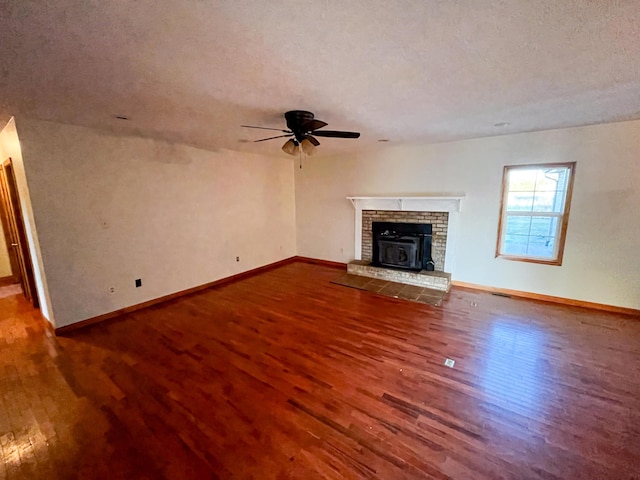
[[346, 196, 464, 291], [362, 210, 448, 272]]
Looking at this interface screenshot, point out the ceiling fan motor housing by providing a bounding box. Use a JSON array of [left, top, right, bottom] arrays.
[[285, 110, 315, 138]]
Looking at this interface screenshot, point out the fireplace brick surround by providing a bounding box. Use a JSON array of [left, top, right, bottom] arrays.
[[349, 209, 452, 291], [346, 196, 464, 293], [361, 210, 449, 271]]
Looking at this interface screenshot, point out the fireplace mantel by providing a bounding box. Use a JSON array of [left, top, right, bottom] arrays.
[[347, 195, 465, 273], [347, 196, 464, 212]]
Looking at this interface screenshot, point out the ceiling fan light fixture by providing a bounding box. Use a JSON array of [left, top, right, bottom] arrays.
[[282, 138, 299, 156], [300, 138, 316, 156]]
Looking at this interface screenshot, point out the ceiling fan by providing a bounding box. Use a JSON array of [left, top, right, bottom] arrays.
[[241, 110, 360, 156]]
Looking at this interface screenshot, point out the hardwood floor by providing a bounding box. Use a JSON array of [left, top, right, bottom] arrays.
[[1, 262, 639, 479]]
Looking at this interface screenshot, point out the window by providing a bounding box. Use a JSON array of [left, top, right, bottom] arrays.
[[496, 162, 575, 265]]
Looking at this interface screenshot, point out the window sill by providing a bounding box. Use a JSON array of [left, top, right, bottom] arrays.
[[496, 254, 563, 266]]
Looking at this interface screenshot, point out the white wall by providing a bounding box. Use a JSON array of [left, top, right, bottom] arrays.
[[0, 118, 53, 318], [295, 120, 640, 310], [16, 118, 297, 328]]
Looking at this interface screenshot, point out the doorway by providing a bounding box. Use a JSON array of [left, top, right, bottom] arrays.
[[0, 158, 38, 308]]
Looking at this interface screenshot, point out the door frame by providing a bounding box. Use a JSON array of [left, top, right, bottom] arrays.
[[0, 175, 21, 286], [0, 157, 39, 307]]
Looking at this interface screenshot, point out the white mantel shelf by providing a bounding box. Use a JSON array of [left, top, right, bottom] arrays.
[[347, 195, 465, 274], [347, 196, 465, 212]]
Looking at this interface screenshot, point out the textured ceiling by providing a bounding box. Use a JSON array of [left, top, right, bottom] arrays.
[[1, 0, 639, 156]]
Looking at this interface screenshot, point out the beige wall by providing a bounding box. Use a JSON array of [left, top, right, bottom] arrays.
[[295, 120, 640, 310], [16, 118, 297, 328]]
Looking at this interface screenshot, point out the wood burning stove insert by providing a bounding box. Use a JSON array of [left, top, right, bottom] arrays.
[[372, 222, 435, 271]]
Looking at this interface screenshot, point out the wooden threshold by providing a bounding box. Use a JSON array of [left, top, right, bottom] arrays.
[[452, 280, 640, 316], [0, 275, 18, 287]]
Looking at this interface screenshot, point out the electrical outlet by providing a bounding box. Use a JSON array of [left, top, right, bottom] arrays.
[[236, 256, 240, 262], [135, 279, 142, 288], [444, 358, 455, 368]]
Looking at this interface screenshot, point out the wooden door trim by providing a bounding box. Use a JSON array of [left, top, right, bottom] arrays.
[[0, 176, 22, 281], [0, 158, 39, 308]]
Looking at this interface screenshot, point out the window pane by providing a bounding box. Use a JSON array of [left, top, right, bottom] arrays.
[[503, 234, 528, 255], [535, 170, 559, 191], [526, 235, 555, 258], [532, 191, 554, 212], [535, 168, 569, 192], [503, 233, 556, 258], [505, 216, 531, 235], [507, 192, 533, 211], [530, 216, 558, 237], [502, 216, 558, 258], [532, 191, 567, 213], [508, 169, 537, 192]]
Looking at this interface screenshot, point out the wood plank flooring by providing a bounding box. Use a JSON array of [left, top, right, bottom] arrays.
[[1, 262, 640, 479]]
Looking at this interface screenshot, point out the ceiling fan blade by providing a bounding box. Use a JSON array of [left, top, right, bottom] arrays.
[[254, 134, 293, 142], [302, 135, 320, 146], [241, 125, 290, 133], [300, 119, 328, 132], [311, 130, 360, 139]]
